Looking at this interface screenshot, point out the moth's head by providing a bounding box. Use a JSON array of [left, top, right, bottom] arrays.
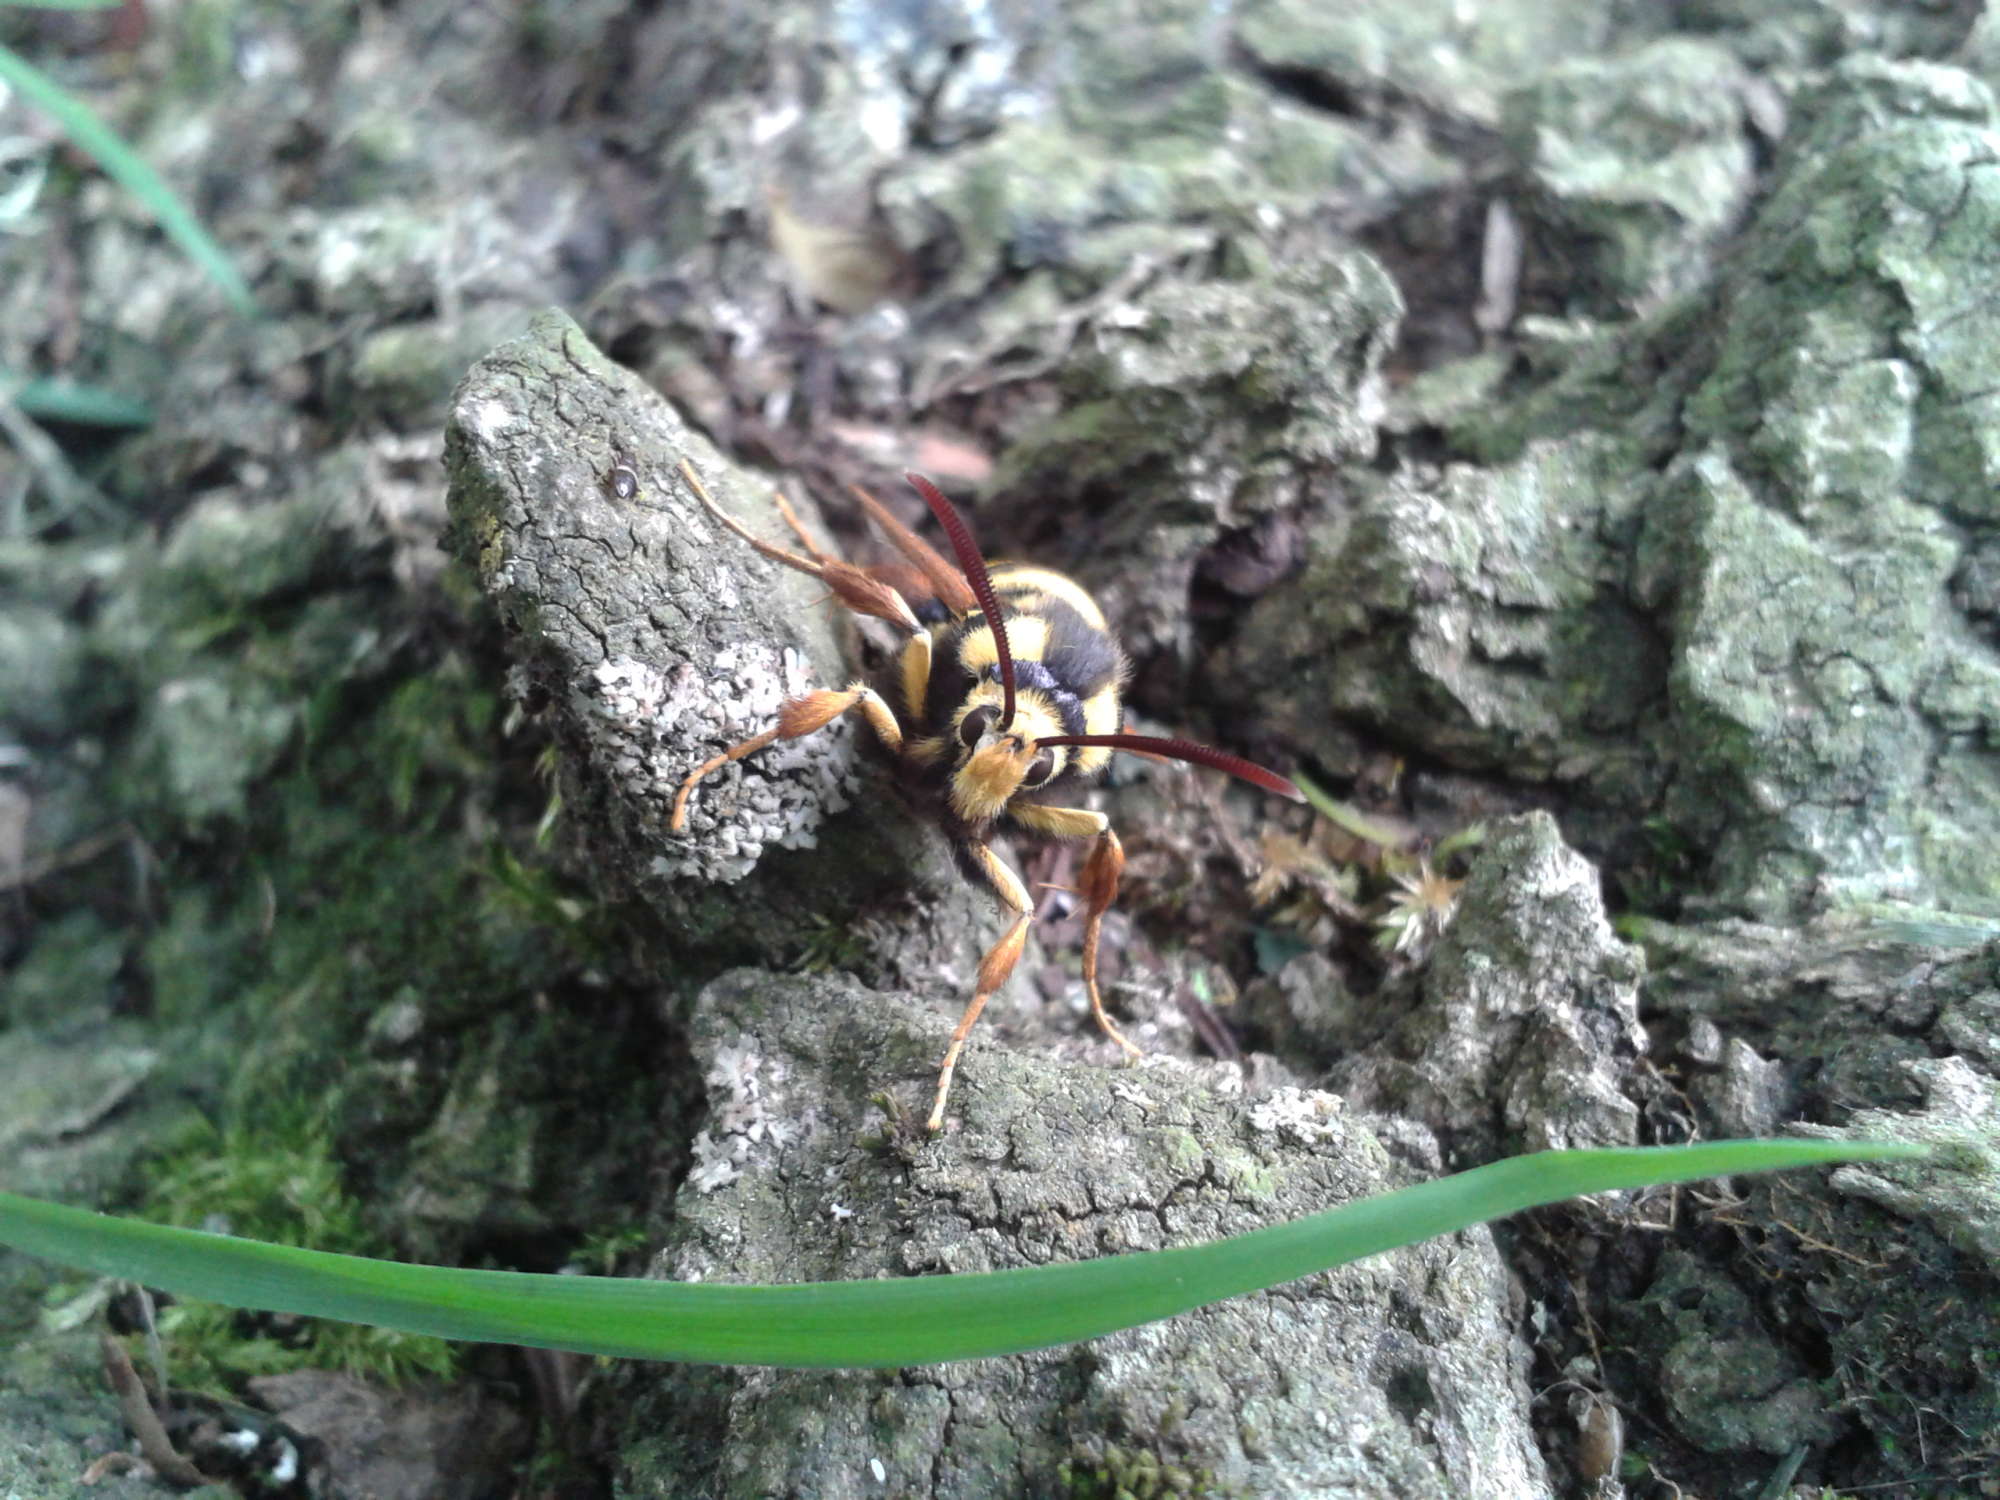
[[902, 469, 1305, 824], [948, 696, 1065, 825]]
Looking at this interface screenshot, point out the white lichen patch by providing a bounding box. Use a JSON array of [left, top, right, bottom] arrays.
[[1248, 1087, 1346, 1144], [1109, 1078, 1157, 1111], [687, 1129, 743, 1193], [687, 1037, 801, 1194], [573, 645, 858, 884], [464, 395, 515, 443]]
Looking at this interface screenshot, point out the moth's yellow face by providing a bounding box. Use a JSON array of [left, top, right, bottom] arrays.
[[947, 692, 1065, 825], [950, 738, 1034, 823]]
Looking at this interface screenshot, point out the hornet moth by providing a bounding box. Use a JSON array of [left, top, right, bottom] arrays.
[[670, 460, 1303, 1131]]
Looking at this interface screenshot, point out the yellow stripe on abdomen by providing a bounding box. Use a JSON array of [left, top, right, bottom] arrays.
[[1067, 682, 1121, 776], [989, 565, 1108, 632], [958, 615, 1050, 673]]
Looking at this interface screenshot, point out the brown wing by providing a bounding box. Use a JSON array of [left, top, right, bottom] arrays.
[[861, 560, 949, 622], [849, 484, 978, 616]]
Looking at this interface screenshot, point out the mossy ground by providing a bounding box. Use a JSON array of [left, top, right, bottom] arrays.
[[19, 603, 668, 1401]]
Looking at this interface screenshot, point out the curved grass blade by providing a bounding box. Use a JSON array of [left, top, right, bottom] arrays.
[[1836, 897, 2000, 951], [12, 376, 151, 428], [1291, 768, 1415, 849], [0, 41, 255, 314], [0, 368, 118, 525], [0, 1138, 1923, 1369]]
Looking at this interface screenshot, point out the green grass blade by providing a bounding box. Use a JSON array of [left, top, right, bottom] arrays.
[[0, 1138, 1923, 1369], [0, 41, 254, 314], [1292, 769, 1413, 849], [11, 375, 152, 428]]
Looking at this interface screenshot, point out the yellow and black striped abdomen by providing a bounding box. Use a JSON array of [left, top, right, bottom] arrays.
[[988, 565, 1109, 634]]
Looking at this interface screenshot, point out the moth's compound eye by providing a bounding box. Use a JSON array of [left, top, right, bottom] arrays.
[[958, 704, 998, 749]]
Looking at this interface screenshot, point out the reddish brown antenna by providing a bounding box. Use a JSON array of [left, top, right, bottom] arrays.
[[1036, 733, 1305, 801], [904, 472, 1017, 731]]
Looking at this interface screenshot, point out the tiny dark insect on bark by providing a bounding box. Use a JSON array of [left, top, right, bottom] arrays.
[[603, 448, 640, 501], [671, 459, 1302, 1130]]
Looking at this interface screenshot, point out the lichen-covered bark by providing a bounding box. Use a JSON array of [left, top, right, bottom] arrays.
[[1230, 58, 2000, 926], [441, 310, 992, 988], [1325, 815, 1649, 1162], [1645, 60, 2000, 919], [442, 313, 1555, 1492], [1622, 918, 2000, 1473], [445, 313, 858, 884], [3, 1, 1997, 1497], [599, 969, 1547, 1499]]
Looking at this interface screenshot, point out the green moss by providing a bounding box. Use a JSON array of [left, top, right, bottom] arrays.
[[239, 674, 601, 1056], [122, 598, 656, 1270], [1059, 1440, 1238, 1499], [0, 911, 124, 1030], [145, 1299, 456, 1394], [1207, 1149, 1277, 1202], [134, 1110, 457, 1391], [568, 1222, 650, 1277], [791, 914, 872, 975], [1158, 1128, 1207, 1180]]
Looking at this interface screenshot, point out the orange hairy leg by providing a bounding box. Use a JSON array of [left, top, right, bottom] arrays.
[[1008, 802, 1140, 1064], [1076, 826, 1137, 1060], [928, 843, 1035, 1132], [669, 682, 902, 832], [678, 459, 922, 634]]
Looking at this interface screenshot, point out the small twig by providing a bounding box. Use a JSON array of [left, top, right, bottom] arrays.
[[0, 377, 119, 533], [520, 1345, 589, 1441], [97, 1332, 212, 1487], [80, 1451, 150, 1483], [1, 819, 136, 891], [1834, 1470, 2000, 1494], [131, 1285, 170, 1415], [1766, 1215, 1889, 1269], [1195, 773, 1263, 882], [911, 255, 1164, 408], [1566, 1274, 1615, 1403], [1176, 976, 1241, 1062]]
